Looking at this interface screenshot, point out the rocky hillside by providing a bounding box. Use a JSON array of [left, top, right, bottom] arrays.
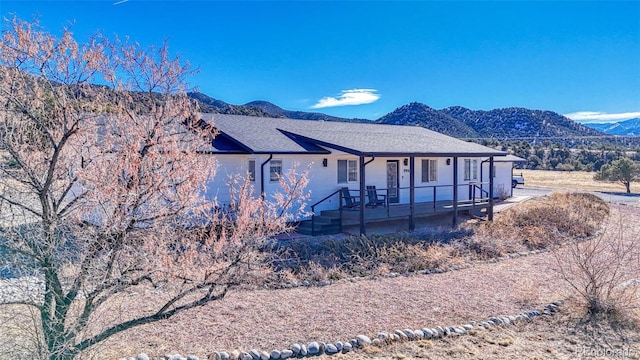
[[376, 102, 478, 138], [439, 106, 602, 139]]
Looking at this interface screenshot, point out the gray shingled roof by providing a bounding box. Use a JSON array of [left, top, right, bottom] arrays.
[[201, 113, 505, 157], [493, 154, 527, 162]]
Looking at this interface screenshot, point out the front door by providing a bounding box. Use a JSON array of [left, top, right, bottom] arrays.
[[387, 160, 399, 204]]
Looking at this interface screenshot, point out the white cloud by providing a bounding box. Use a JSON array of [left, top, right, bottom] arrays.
[[564, 111, 640, 123], [310, 89, 380, 109]]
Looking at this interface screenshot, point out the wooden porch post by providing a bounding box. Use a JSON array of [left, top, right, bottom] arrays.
[[359, 155, 366, 235], [452, 157, 458, 227], [489, 156, 494, 221], [409, 156, 415, 231]]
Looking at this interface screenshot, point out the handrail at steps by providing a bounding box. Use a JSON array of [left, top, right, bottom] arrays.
[[470, 182, 491, 216], [310, 188, 343, 236]]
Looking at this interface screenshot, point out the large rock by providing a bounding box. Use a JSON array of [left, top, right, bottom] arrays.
[[290, 344, 301, 356], [356, 335, 372, 346], [307, 342, 320, 355], [324, 344, 339, 355], [250, 350, 261, 360], [166, 355, 186, 360]]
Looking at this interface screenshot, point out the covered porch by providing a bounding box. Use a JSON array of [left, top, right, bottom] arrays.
[[298, 153, 499, 236]]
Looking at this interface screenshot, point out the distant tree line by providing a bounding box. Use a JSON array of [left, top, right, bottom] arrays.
[[475, 139, 640, 171]]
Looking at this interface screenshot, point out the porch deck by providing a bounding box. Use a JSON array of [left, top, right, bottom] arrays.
[[298, 198, 491, 235], [334, 199, 490, 226]]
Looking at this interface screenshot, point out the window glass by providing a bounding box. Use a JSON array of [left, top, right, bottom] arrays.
[[464, 159, 471, 181], [338, 159, 358, 183], [429, 159, 437, 181], [269, 160, 282, 182], [248, 159, 256, 181], [348, 160, 358, 182], [421, 159, 437, 182]]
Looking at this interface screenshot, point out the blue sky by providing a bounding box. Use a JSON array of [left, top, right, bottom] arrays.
[[1, 1, 639, 123]]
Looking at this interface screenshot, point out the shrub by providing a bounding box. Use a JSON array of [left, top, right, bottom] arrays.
[[477, 192, 609, 251], [553, 215, 640, 315]]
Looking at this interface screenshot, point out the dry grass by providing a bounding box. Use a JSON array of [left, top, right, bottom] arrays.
[[64, 204, 632, 359], [275, 193, 607, 282], [472, 193, 609, 253], [521, 169, 636, 193], [1, 195, 637, 359], [344, 299, 640, 360]]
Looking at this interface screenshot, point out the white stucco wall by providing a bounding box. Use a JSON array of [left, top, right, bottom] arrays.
[[204, 153, 509, 221]]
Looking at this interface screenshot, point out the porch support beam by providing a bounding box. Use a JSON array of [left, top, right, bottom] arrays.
[[359, 155, 366, 235], [409, 156, 415, 231], [488, 156, 495, 221], [452, 157, 458, 227]]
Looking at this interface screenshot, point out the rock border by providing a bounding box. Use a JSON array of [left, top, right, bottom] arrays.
[[123, 301, 564, 360]]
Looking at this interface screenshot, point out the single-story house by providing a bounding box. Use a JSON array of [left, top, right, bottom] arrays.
[[200, 114, 512, 235], [479, 154, 527, 199]]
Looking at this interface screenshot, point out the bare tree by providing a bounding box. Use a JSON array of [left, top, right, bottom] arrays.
[[553, 214, 640, 315], [0, 17, 309, 360]]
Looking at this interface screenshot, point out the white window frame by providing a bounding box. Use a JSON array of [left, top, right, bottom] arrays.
[[421, 159, 437, 182], [338, 159, 358, 183], [269, 159, 282, 182]]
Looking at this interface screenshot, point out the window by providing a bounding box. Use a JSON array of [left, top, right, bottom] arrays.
[[421, 159, 437, 182], [269, 159, 282, 182], [348, 160, 358, 182], [338, 159, 358, 183], [464, 159, 478, 181], [248, 159, 256, 182]]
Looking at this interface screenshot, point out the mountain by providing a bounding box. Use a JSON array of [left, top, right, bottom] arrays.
[[377, 102, 478, 138], [439, 106, 602, 139], [582, 118, 640, 136], [188, 92, 367, 122], [244, 100, 368, 122], [188, 92, 605, 142], [188, 92, 272, 117]]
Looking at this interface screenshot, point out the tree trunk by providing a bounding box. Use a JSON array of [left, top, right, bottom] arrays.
[[625, 182, 631, 194], [42, 271, 77, 360], [40, 220, 77, 360]]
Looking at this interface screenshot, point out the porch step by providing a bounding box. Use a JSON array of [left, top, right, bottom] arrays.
[[470, 205, 489, 219], [296, 215, 342, 235]]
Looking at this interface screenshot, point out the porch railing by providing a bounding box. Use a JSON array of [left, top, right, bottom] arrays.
[[309, 188, 343, 236], [308, 182, 493, 234]]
